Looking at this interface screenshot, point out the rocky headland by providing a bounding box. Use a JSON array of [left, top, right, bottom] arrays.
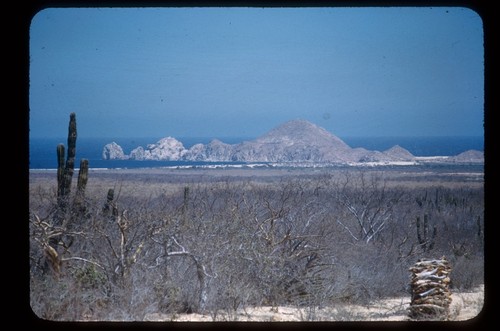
[[102, 119, 483, 165]]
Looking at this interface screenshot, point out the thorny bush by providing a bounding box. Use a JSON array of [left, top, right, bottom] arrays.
[[29, 170, 484, 320]]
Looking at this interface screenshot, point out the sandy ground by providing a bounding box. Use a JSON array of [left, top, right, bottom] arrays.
[[142, 285, 484, 322]]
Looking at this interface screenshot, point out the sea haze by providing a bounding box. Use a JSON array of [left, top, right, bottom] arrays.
[[29, 136, 484, 170]]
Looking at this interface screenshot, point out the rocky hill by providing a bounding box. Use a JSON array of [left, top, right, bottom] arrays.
[[448, 149, 484, 163], [102, 142, 127, 160], [229, 120, 355, 162], [102, 119, 430, 164]]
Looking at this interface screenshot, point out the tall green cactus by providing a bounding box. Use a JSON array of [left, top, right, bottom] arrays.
[[66, 112, 77, 165], [56, 112, 89, 214], [57, 113, 77, 201], [51, 113, 88, 265], [74, 158, 89, 210], [63, 112, 77, 195], [56, 144, 65, 197], [76, 159, 89, 194], [103, 188, 115, 214]]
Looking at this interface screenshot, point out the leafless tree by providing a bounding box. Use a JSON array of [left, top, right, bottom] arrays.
[[29, 169, 484, 320]]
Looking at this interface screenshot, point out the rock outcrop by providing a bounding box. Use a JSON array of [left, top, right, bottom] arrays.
[[183, 139, 234, 161], [383, 145, 416, 161], [128, 137, 187, 161], [448, 149, 484, 163], [229, 120, 355, 163], [102, 119, 427, 164], [102, 142, 128, 160]]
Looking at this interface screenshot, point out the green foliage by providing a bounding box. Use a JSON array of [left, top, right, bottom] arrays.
[[74, 265, 107, 289]]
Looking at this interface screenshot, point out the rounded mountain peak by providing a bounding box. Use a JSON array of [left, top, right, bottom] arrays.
[[256, 119, 351, 150]]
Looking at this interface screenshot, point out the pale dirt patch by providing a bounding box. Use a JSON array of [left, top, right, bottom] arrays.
[[143, 285, 484, 322], [448, 284, 484, 321]]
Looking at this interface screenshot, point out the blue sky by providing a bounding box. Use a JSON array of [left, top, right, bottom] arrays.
[[29, 7, 484, 139]]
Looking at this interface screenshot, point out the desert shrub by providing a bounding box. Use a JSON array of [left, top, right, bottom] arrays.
[[29, 169, 484, 320], [448, 254, 484, 290]]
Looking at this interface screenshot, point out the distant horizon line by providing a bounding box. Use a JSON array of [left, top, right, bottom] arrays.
[[30, 134, 485, 140]]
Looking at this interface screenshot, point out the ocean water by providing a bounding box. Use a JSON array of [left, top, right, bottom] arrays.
[[28, 136, 484, 170]]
